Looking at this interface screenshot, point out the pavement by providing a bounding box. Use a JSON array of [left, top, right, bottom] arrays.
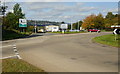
[[2, 32, 118, 72]]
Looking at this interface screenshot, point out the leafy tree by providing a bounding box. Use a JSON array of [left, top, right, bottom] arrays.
[[3, 3, 25, 30], [82, 14, 96, 29], [61, 21, 65, 24], [81, 12, 118, 30], [13, 3, 25, 18], [4, 12, 16, 29], [93, 13, 104, 29], [13, 3, 25, 29], [73, 21, 83, 30], [104, 12, 118, 27], [105, 12, 115, 19]]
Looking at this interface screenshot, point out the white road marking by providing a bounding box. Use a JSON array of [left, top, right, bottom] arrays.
[[0, 55, 17, 59], [1, 44, 22, 59], [0, 55, 22, 59], [0, 45, 13, 48]]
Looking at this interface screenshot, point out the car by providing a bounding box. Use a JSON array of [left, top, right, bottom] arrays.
[[88, 29, 100, 33], [37, 29, 46, 33]]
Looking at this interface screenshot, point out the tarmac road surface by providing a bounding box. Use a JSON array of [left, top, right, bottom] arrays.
[[2, 32, 118, 72]]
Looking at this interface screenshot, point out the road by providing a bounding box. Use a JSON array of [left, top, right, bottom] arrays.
[[2, 32, 118, 72]]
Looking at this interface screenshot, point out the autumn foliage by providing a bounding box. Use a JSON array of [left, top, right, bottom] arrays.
[[82, 14, 96, 29], [82, 12, 118, 29]]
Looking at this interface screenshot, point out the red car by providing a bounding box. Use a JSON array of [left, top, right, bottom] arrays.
[[88, 29, 101, 33]]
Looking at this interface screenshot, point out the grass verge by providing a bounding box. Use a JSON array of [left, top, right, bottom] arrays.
[[2, 29, 31, 41], [2, 59, 45, 72], [92, 34, 120, 47]]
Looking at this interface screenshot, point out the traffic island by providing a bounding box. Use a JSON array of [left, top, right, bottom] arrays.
[[92, 34, 120, 47]]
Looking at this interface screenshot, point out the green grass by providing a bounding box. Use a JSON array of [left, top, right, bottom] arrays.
[[2, 29, 30, 41], [48, 31, 86, 34], [2, 59, 46, 72], [92, 34, 120, 47]]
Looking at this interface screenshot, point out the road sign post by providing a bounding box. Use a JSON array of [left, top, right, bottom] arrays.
[[62, 30, 64, 34], [19, 19, 27, 32], [60, 24, 68, 34]]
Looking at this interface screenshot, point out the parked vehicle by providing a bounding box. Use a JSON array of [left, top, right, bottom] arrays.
[[88, 29, 101, 33]]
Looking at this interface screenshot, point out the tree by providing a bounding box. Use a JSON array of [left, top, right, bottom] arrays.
[[104, 12, 118, 27], [13, 3, 25, 29], [61, 21, 65, 24], [72, 21, 83, 30], [82, 14, 96, 29], [105, 12, 115, 19], [3, 3, 25, 30], [13, 3, 25, 18], [4, 12, 16, 29], [94, 13, 104, 29]]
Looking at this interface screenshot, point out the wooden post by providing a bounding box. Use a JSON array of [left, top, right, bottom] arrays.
[[115, 34, 117, 41]]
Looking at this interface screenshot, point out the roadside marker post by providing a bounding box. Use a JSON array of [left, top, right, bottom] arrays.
[[1, 44, 22, 59], [13, 44, 22, 59]]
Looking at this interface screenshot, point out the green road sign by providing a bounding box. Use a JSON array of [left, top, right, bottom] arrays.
[[19, 23, 27, 27], [19, 19, 27, 27]]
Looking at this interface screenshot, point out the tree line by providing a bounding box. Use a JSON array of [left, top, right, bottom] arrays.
[[1, 3, 119, 31], [81, 12, 119, 30], [3, 3, 25, 30]]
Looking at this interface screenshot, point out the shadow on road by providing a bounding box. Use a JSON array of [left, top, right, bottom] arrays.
[[20, 34, 43, 39]]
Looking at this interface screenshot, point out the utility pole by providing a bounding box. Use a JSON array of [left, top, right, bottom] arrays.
[[34, 20, 37, 33], [78, 20, 79, 31], [71, 22, 72, 30]]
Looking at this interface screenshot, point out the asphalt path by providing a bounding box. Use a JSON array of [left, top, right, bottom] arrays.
[[2, 32, 118, 72]]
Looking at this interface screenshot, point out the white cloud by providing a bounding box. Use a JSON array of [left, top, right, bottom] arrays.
[[5, 2, 117, 23], [3, 2, 99, 23], [3, 0, 119, 2], [103, 8, 118, 13]]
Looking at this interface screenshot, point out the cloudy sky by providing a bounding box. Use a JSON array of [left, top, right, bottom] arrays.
[[4, 2, 118, 23]]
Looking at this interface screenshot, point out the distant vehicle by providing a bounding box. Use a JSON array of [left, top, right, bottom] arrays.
[[88, 29, 100, 33], [38, 29, 46, 33]]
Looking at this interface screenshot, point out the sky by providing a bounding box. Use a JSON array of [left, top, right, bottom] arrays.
[[0, 1, 118, 23], [1, 0, 120, 2]]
